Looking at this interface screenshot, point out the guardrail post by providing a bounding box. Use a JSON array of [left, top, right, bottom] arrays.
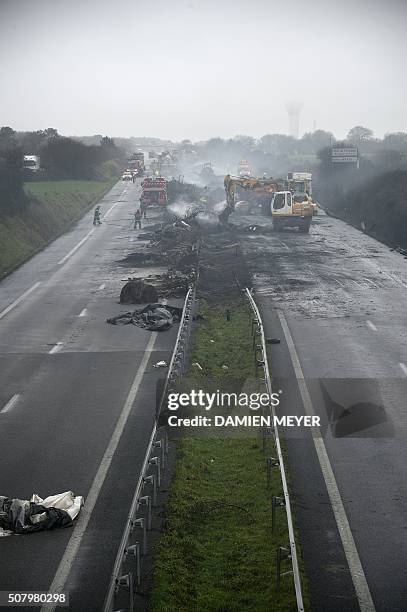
[[272, 495, 286, 535], [276, 546, 291, 590], [153, 439, 166, 470], [132, 518, 146, 555], [266, 457, 279, 488], [149, 456, 161, 488], [116, 573, 134, 611], [143, 473, 157, 506], [139, 496, 152, 530], [125, 543, 141, 587]]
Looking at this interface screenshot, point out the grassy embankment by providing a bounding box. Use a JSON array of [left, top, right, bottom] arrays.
[[151, 300, 307, 611], [0, 179, 116, 278]]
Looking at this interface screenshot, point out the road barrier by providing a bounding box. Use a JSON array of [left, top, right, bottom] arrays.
[[103, 286, 196, 612], [245, 287, 305, 612]]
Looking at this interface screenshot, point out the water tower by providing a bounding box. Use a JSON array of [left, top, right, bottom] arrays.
[[285, 101, 303, 139]]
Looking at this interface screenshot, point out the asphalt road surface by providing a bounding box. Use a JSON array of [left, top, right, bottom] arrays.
[[0, 180, 180, 611], [235, 209, 407, 612]]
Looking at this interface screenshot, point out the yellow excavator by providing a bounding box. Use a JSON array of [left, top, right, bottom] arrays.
[[221, 174, 313, 232], [221, 175, 282, 223]]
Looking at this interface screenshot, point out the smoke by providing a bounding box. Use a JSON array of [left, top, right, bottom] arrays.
[[168, 200, 197, 218]]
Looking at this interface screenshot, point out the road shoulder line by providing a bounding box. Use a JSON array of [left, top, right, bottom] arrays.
[[0, 281, 42, 321], [277, 309, 376, 612]]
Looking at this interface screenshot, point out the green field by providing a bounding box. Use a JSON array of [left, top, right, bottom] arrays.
[[151, 301, 306, 611], [0, 179, 115, 278]]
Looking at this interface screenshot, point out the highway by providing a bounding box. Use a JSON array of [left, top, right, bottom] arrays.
[[0, 180, 179, 611], [237, 210, 407, 612]]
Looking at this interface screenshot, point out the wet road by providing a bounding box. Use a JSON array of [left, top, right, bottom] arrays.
[[0, 180, 179, 611], [235, 210, 407, 612]]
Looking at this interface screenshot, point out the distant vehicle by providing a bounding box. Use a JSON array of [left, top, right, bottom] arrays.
[[271, 191, 313, 233], [127, 150, 145, 177], [285, 172, 317, 215], [23, 155, 40, 172], [238, 159, 251, 176], [140, 176, 167, 207], [200, 162, 215, 182], [122, 171, 133, 181]]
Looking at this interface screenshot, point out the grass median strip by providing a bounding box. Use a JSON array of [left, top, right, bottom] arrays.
[[151, 299, 304, 611]]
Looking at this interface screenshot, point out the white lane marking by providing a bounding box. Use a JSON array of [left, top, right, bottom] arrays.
[[277, 310, 376, 612], [104, 201, 121, 219], [399, 362, 407, 376], [40, 331, 159, 612], [1, 394, 20, 414], [363, 278, 377, 289], [49, 341, 64, 355], [0, 282, 42, 321], [58, 229, 95, 265], [379, 270, 407, 290], [98, 283, 105, 290], [78, 308, 87, 317], [366, 320, 377, 332]]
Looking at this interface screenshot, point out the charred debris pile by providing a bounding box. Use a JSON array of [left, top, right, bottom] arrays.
[[119, 208, 251, 304]]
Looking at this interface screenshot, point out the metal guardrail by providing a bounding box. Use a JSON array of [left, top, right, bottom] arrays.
[[245, 287, 305, 612], [103, 286, 196, 612]]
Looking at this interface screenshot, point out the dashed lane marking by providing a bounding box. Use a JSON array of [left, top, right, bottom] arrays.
[[399, 362, 407, 376], [0, 282, 42, 321], [366, 320, 377, 332], [49, 341, 64, 355], [0, 394, 20, 414]]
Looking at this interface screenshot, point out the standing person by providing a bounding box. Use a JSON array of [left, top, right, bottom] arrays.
[[134, 209, 142, 230], [140, 202, 147, 219], [93, 206, 102, 225]]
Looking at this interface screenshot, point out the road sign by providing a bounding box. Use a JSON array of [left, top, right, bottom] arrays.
[[332, 147, 358, 157], [331, 147, 359, 165]]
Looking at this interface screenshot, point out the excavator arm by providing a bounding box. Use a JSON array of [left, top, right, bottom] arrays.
[[220, 175, 282, 224]]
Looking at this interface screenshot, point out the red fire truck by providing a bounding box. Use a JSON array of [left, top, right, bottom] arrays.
[[140, 177, 168, 207]]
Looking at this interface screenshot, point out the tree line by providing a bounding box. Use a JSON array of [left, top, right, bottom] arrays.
[[0, 127, 126, 212]]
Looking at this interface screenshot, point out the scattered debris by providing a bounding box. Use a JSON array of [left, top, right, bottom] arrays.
[[0, 491, 83, 535], [221, 365, 229, 370], [120, 280, 158, 304], [192, 362, 203, 371], [107, 303, 183, 332], [266, 338, 281, 344], [154, 360, 168, 368]]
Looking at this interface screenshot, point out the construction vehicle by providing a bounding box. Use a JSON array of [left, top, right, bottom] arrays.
[[285, 172, 317, 215], [140, 176, 167, 207], [271, 191, 313, 232], [222, 175, 282, 223], [222, 175, 313, 231], [200, 162, 215, 182], [238, 159, 251, 176]]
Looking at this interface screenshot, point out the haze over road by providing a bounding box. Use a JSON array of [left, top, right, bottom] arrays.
[[238, 210, 407, 612], [0, 180, 179, 611]]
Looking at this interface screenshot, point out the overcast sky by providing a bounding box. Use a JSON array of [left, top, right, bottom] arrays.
[[1, 0, 406, 141]]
